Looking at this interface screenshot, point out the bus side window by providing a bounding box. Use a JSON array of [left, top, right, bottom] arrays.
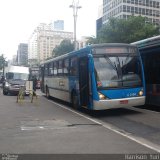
[[58, 60, 63, 76], [49, 62, 54, 76], [52, 62, 54, 76], [54, 62, 58, 76], [70, 57, 78, 76], [45, 64, 49, 76], [64, 59, 69, 76]]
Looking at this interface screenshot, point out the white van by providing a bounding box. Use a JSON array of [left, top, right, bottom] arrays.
[[3, 65, 29, 95]]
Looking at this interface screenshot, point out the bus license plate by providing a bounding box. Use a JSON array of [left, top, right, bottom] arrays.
[[120, 100, 128, 104]]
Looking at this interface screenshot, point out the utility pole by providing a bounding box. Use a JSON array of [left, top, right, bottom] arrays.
[[69, 0, 82, 51]]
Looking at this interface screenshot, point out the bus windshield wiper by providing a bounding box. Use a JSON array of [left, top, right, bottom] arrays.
[[123, 53, 131, 65], [104, 55, 118, 72]]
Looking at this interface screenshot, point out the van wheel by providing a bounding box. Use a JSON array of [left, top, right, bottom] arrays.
[[3, 90, 8, 95], [71, 92, 79, 109]]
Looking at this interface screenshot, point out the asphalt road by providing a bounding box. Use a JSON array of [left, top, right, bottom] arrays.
[[85, 106, 160, 147], [0, 89, 159, 155]]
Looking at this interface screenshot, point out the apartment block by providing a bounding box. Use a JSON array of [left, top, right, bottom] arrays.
[[28, 23, 73, 64], [17, 43, 28, 66], [103, 0, 160, 26]]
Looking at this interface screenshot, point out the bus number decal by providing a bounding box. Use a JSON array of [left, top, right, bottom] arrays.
[[127, 93, 136, 97]]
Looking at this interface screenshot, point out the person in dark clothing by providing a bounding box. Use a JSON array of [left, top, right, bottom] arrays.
[[32, 76, 37, 92]]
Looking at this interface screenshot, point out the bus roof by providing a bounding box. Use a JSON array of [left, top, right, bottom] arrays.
[[131, 35, 160, 49], [41, 43, 137, 65], [90, 43, 136, 48]]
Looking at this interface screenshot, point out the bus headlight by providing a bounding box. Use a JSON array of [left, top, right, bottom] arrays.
[[98, 92, 108, 100], [138, 90, 143, 96]]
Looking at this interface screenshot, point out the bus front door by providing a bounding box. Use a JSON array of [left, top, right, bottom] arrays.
[[79, 57, 89, 107]]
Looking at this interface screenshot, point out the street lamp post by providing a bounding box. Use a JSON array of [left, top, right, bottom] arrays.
[[69, 0, 81, 51]]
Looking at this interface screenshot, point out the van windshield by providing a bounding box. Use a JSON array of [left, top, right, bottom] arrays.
[[7, 72, 28, 80]]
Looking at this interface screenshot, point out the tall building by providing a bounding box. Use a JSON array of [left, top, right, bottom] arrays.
[[96, 17, 103, 36], [54, 20, 64, 30], [28, 23, 73, 64], [96, 4, 103, 36], [28, 30, 38, 65], [11, 55, 17, 65], [103, 0, 160, 26], [17, 43, 28, 66]]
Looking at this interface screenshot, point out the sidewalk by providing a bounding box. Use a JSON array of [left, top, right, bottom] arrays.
[[35, 89, 45, 96]]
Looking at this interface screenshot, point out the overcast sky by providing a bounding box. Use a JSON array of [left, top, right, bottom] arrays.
[[0, 0, 102, 60]]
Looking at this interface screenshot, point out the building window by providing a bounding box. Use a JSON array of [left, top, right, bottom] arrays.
[[123, 5, 126, 12], [127, 6, 130, 12], [142, 8, 145, 15], [127, 0, 130, 3], [131, 7, 134, 14], [146, 9, 149, 15], [135, 0, 138, 5]]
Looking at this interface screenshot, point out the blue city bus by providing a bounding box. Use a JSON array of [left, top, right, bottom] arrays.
[[132, 35, 160, 106], [40, 43, 145, 110]]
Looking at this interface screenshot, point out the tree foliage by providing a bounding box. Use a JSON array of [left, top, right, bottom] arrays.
[[52, 39, 74, 57], [0, 54, 7, 70], [86, 36, 98, 44], [97, 16, 159, 43]]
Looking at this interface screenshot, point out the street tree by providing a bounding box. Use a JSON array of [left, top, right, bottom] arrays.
[[0, 55, 5, 70], [97, 16, 159, 43], [86, 36, 98, 45], [0, 54, 7, 76], [52, 39, 74, 57]]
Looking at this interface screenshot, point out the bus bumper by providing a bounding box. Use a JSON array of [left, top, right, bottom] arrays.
[[92, 96, 145, 110]]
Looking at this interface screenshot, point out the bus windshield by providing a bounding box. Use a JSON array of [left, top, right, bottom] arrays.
[[7, 72, 29, 80], [94, 55, 142, 89]]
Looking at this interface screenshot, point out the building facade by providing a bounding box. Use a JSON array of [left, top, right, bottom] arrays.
[[96, 17, 103, 36], [17, 43, 28, 66], [28, 31, 38, 65], [96, 4, 103, 36], [11, 55, 17, 65], [103, 0, 160, 26], [28, 23, 73, 64]]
